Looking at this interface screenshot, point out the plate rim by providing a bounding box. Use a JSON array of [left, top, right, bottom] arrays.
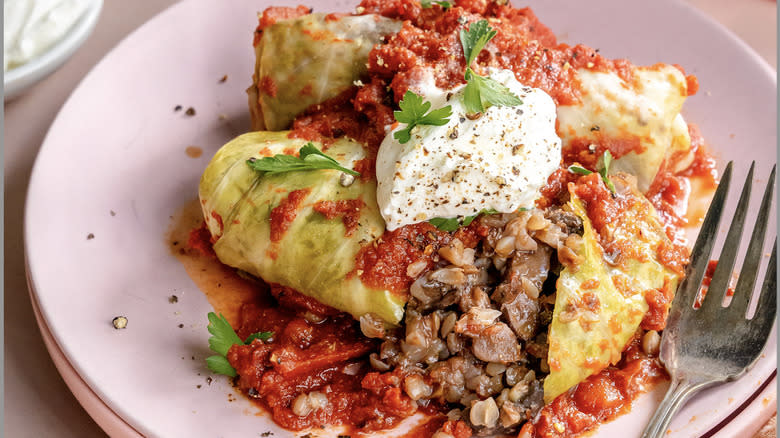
[[25, 255, 143, 438]]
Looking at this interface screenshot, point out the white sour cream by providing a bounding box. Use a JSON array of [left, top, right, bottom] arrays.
[[4, 0, 91, 72], [376, 69, 562, 230]]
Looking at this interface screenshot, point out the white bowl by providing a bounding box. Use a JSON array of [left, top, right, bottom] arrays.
[[3, 0, 103, 101]]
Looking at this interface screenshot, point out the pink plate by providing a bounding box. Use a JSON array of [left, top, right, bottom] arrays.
[[24, 0, 776, 437]]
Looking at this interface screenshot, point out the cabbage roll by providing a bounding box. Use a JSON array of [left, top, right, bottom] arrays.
[[248, 13, 401, 131], [199, 131, 405, 324], [544, 173, 681, 402], [557, 65, 692, 191]]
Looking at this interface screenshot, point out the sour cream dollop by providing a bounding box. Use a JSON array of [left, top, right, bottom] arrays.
[[376, 69, 562, 231], [4, 0, 91, 72]]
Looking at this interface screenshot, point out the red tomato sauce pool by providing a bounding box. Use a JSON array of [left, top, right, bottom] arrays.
[[534, 339, 667, 438], [227, 286, 427, 432]]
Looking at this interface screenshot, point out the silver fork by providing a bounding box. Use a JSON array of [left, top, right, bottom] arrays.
[[641, 161, 777, 438]]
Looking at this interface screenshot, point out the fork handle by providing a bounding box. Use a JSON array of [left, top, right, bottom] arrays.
[[641, 377, 711, 438]]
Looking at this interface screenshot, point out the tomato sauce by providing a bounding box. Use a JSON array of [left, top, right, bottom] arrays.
[[562, 136, 644, 170], [254, 5, 311, 44], [645, 124, 718, 243], [641, 279, 675, 332], [570, 173, 624, 239], [538, 168, 579, 209], [187, 221, 215, 257], [534, 339, 667, 438], [353, 222, 451, 295], [313, 199, 366, 236], [227, 290, 426, 432], [259, 76, 278, 98], [269, 188, 311, 242], [171, 202, 428, 433], [679, 124, 718, 182], [358, 0, 636, 106], [694, 260, 735, 308], [439, 419, 474, 438], [352, 221, 483, 295], [354, 157, 377, 182], [290, 87, 388, 154]]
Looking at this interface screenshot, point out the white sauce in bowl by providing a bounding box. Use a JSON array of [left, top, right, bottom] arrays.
[[4, 0, 91, 72]]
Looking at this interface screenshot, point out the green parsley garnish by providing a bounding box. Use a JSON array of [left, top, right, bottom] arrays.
[[461, 20, 496, 68], [206, 312, 273, 377], [459, 19, 522, 114], [428, 217, 462, 232], [420, 0, 451, 9], [568, 166, 593, 176], [429, 208, 500, 232], [597, 150, 617, 193], [393, 90, 453, 144], [567, 150, 617, 193], [246, 143, 360, 176], [463, 70, 523, 113], [244, 331, 274, 343]]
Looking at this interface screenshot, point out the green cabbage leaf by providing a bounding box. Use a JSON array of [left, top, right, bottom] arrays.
[[544, 174, 681, 403], [249, 13, 401, 131], [199, 131, 405, 324]]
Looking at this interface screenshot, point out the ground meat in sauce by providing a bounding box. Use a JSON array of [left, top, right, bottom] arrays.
[[360, 208, 570, 435], [352, 222, 483, 295]]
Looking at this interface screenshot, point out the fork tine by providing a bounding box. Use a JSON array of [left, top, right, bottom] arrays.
[[751, 239, 777, 323], [699, 162, 754, 312], [729, 165, 776, 318], [671, 162, 733, 310]]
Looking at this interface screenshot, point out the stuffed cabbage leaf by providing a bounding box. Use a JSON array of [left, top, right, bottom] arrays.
[[544, 173, 681, 403], [199, 131, 406, 324], [248, 13, 401, 131], [557, 65, 692, 192]]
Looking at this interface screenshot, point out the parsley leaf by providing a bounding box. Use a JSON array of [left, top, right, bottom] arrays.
[[206, 312, 274, 377], [567, 151, 616, 193], [393, 90, 452, 144], [597, 150, 616, 193], [244, 331, 273, 344], [460, 20, 496, 68], [420, 0, 451, 9], [205, 355, 237, 377], [207, 312, 242, 357], [428, 217, 461, 232], [429, 208, 501, 231], [462, 208, 500, 227], [567, 165, 593, 176], [459, 20, 522, 114], [463, 69, 523, 114], [246, 143, 360, 176]]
